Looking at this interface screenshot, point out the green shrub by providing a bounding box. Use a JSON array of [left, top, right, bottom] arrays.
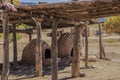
[[0, 33, 22, 42], [107, 39, 115, 43], [0, 33, 3, 38], [16, 33, 22, 41], [9, 33, 13, 42]]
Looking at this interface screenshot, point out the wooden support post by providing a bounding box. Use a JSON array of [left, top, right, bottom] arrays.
[[51, 19, 58, 80], [98, 22, 103, 59], [102, 44, 106, 58], [12, 25, 18, 66], [1, 12, 10, 80], [28, 33, 32, 42], [36, 20, 42, 76], [85, 25, 88, 68], [72, 24, 83, 78], [32, 17, 42, 76], [82, 36, 85, 47]]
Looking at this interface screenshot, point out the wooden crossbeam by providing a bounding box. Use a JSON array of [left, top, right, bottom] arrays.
[[0, 1, 120, 26], [0, 28, 33, 34]]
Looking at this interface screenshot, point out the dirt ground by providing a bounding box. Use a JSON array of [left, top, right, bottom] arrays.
[[0, 28, 120, 80]]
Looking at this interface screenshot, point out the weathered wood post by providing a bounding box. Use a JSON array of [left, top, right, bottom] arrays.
[[99, 23, 106, 59], [82, 35, 85, 47], [36, 19, 42, 76], [51, 19, 58, 80], [1, 9, 10, 80], [32, 17, 42, 76], [28, 33, 32, 42], [98, 21, 103, 59], [72, 23, 83, 77], [12, 24, 18, 66], [85, 23, 89, 68]]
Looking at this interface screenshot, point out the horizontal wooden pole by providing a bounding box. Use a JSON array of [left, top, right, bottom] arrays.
[[1, 1, 120, 28]]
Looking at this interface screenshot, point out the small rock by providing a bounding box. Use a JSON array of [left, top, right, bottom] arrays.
[[83, 55, 98, 62], [79, 72, 85, 77], [88, 55, 98, 62]]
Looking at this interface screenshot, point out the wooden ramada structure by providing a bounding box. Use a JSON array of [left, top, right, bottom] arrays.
[[0, 0, 120, 80]]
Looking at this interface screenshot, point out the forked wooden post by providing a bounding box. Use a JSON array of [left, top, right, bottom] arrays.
[[98, 22, 106, 59], [32, 17, 42, 76], [1, 11, 10, 80], [72, 24, 83, 77], [51, 19, 58, 80], [12, 24, 18, 66]]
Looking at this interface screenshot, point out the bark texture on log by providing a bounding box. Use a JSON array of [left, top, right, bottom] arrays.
[[32, 17, 42, 76], [36, 20, 42, 76], [72, 24, 83, 78], [51, 19, 58, 80], [1, 12, 10, 80]]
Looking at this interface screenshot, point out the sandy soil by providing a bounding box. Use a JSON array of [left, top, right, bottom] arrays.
[[0, 28, 120, 80]]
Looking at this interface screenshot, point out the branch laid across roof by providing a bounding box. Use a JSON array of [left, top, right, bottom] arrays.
[[0, 1, 120, 28]]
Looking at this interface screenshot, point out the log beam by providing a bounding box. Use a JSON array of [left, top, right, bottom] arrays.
[[51, 19, 58, 80], [1, 1, 120, 25]]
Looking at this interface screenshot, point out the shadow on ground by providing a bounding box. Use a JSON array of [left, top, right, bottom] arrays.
[[0, 58, 71, 80], [59, 76, 74, 80]]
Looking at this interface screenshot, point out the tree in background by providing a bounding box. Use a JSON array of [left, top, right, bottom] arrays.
[[104, 16, 120, 34], [17, 23, 28, 29], [7, 0, 21, 5]]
